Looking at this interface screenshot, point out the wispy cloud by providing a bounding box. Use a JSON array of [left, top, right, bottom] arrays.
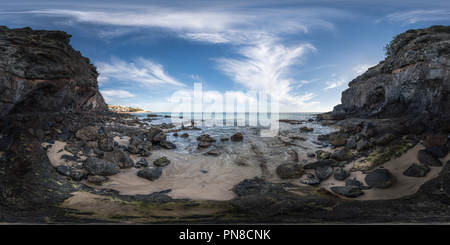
[[378, 9, 450, 25], [97, 56, 185, 87], [100, 89, 137, 104], [215, 38, 318, 109], [353, 64, 376, 74], [323, 77, 347, 91]]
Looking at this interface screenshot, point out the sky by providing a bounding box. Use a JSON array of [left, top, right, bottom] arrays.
[[1, 0, 450, 112]]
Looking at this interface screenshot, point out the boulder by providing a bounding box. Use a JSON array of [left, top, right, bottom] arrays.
[[334, 168, 350, 180], [135, 158, 149, 168], [75, 125, 99, 141], [356, 139, 373, 152], [98, 132, 114, 152], [315, 165, 333, 180], [424, 145, 449, 158], [276, 163, 305, 179], [364, 169, 397, 188], [303, 159, 338, 169], [363, 123, 377, 138], [403, 163, 431, 177], [152, 132, 166, 143], [330, 134, 347, 146], [345, 137, 357, 149], [331, 186, 364, 198], [87, 175, 109, 185], [204, 148, 221, 156], [83, 157, 120, 176], [137, 166, 163, 181], [375, 133, 395, 146], [0, 137, 14, 151], [300, 176, 321, 185], [153, 156, 171, 167], [103, 149, 134, 168], [316, 150, 331, 160], [55, 165, 72, 177], [330, 148, 354, 161], [345, 179, 370, 189], [417, 150, 443, 166], [231, 132, 244, 141], [180, 133, 189, 138]]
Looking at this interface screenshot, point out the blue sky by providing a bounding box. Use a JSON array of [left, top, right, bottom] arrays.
[[2, 0, 450, 112]]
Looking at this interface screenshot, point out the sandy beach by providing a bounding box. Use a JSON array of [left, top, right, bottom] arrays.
[[40, 132, 448, 202]]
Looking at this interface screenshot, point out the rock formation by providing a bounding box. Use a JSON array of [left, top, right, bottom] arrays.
[[333, 25, 450, 120], [0, 26, 107, 115]]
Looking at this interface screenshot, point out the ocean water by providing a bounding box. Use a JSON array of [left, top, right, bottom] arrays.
[[98, 111, 338, 200]]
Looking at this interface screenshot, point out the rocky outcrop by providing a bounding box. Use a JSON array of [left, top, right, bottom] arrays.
[[333, 25, 450, 120], [0, 26, 107, 115]]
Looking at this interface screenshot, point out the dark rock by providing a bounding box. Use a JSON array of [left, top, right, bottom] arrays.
[[300, 126, 314, 132], [129, 136, 143, 147], [197, 134, 216, 142], [180, 133, 189, 138], [160, 140, 176, 149], [303, 159, 338, 169], [85, 140, 99, 149], [0, 27, 107, 115], [307, 152, 316, 158], [71, 171, 85, 181], [329, 134, 347, 146], [345, 179, 370, 189], [98, 132, 114, 152], [61, 154, 78, 162], [153, 156, 171, 167], [375, 133, 395, 146], [75, 125, 99, 141], [331, 186, 364, 198], [147, 127, 163, 141], [103, 149, 134, 168], [330, 148, 354, 161], [93, 148, 105, 158], [83, 157, 120, 176], [363, 123, 377, 138], [424, 134, 448, 147], [137, 166, 163, 181], [424, 145, 449, 158], [135, 158, 148, 168], [364, 169, 397, 188], [82, 146, 92, 156], [58, 132, 70, 142], [231, 132, 244, 141], [231, 177, 270, 196], [356, 139, 373, 152], [55, 165, 72, 177], [286, 149, 299, 162], [64, 143, 80, 155], [315, 165, 333, 180], [334, 168, 350, 180], [198, 141, 212, 149], [152, 132, 166, 143], [316, 150, 331, 160], [300, 177, 321, 185], [87, 175, 109, 185], [403, 163, 431, 177], [0, 137, 14, 151], [345, 137, 357, 149], [204, 148, 221, 156], [35, 128, 45, 139], [127, 145, 140, 154], [417, 150, 443, 166], [276, 163, 305, 179]]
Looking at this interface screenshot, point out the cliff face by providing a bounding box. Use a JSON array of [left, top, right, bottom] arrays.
[[333, 25, 450, 120], [0, 26, 107, 115]]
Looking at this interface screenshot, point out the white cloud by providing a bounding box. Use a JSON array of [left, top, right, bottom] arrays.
[[353, 64, 376, 74], [323, 77, 347, 91], [97, 56, 185, 87], [379, 9, 450, 25], [190, 75, 204, 82], [101, 89, 137, 98], [183, 33, 230, 43], [215, 37, 318, 110]]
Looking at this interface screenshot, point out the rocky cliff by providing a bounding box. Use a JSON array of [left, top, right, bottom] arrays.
[[333, 25, 450, 120], [0, 26, 107, 115]]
